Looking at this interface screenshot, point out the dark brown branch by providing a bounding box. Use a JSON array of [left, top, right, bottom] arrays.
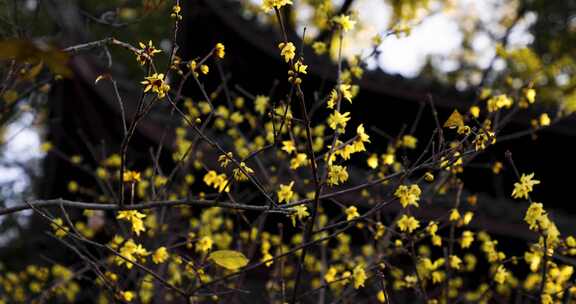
[[0, 198, 275, 216]]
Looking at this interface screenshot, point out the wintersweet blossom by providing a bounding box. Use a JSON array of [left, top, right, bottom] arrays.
[[512, 173, 540, 199], [397, 215, 420, 233], [394, 184, 421, 208]]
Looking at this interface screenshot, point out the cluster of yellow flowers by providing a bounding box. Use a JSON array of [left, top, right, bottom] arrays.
[[116, 210, 146, 235], [114, 238, 150, 269], [8, 2, 576, 304], [203, 170, 231, 193], [261, 0, 293, 12], [394, 184, 421, 208]]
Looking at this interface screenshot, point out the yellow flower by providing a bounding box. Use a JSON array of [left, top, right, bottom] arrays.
[[401, 135, 417, 149], [326, 89, 338, 109], [427, 221, 438, 235], [254, 95, 269, 115], [232, 162, 254, 181], [117, 210, 146, 236], [136, 40, 161, 65], [214, 43, 226, 59], [340, 84, 353, 103], [524, 202, 548, 231], [524, 250, 542, 272], [116, 239, 150, 269], [449, 209, 461, 222], [154, 175, 168, 188], [460, 231, 474, 248], [200, 64, 209, 75], [469, 105, 480, 118], [152, 247, 169, 264], [281, 140, 296, 154], [294, 60, 307, 74], [352, 264, 367, 289], [278, 42, 296, 62], [262, 0, 293, 12], [377, 290, 387, 303], [449, 255, 462, 270], [431, 234, 442, 246], [472, 129, 495, 151], [492, 161, 503, 174], [333, 14, 356, 32], [327, 110, 351, 132], [141, 73, 170, 99], [394, 184, 421, 208], [392, 22, 412, 37], [512, 173, 540, 199], [170, 4, 182, 20], [462, 211, 474, 225], [51, 218, 69, 238], [290, 205, 309, 226], [261, 251, 274, 267], [119, 290, 135, 302], [367, 154, 378, 169], [374, 222, 386, 239], [494, 265, 509, 284], [71, 155, 83, 164], [67, 181, 79, 193], [118, 242, 140, 264], [427, 221, 442, 246], [104, 154, 121, 167], [539, 113, 551, 127], [203, 170, 230, 193], [312, 41, 327, 55], [218, 152, 233, 168], [487, 94, 513, 112], [397, 215, 420, 233], [123, 170, 141, 183], [525, 88, 536, 104], [324, 267, 338, 283], [345, 206, 360, 221], [327, 165, 349, 186], [290, 153, 308, 169], [196, 236, 213, 253], [277, 181, 295, 203], [356, 124, 370, 143], [464, 254, 477, 271]]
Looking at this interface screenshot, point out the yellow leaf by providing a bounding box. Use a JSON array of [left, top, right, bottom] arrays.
[[443, 110, 464, 129], [208, 250, 249, 270]]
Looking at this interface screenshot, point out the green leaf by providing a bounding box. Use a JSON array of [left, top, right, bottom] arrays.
[[208, 250, 249, 270]]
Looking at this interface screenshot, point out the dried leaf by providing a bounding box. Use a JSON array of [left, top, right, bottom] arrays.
[[443, 109, 464, 129]]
